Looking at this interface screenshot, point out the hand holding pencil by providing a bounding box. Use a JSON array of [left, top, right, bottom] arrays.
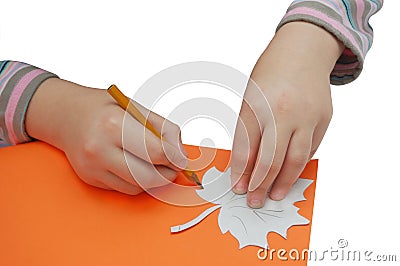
[[26, 78, 190, 195], [107, 85, 202, 188]]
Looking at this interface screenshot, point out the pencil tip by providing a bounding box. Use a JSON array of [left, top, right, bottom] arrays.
[[191, 173, 203, 189], [196, 182, 204, 189]]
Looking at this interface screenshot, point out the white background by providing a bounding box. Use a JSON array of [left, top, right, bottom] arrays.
[[1, 1, 398, 265]]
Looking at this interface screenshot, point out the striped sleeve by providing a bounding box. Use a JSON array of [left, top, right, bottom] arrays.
[[277, 0, 384, 85], [0, 61, 58, 146]]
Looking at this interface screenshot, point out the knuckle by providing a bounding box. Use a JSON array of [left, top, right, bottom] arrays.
[[288, 151, 309, 167], [82, 138, 100, 158], [170, 123, 181, 135], [159, 119, 181, 137], [100, 112, 122, 134], [316, 99, 333, 121], [231, 151, 255, 171], [267, 161, 282, 177], [275, 92, 291, 116], [231, 145, 258, 165], [80, 175, 101, 188], [316, 102, 333, 122], [231, 169, 252, 180]]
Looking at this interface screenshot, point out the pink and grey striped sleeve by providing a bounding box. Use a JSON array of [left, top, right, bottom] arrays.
[[277, 0, 383, 85], [0, 61, 58, 146]]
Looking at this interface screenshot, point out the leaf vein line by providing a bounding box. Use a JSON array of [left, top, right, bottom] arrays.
[[254, 210, 283, 219], [232, 215, 248, 235]]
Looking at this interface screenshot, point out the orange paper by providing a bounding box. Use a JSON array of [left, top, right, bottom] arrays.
[[0, 141, 318, 265]]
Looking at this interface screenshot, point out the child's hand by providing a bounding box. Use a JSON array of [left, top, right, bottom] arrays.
[[26, 78, 188, 195], [231, 22, 344, 208]]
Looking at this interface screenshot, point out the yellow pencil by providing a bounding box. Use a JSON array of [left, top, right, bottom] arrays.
[[107, 84, 203, 189]]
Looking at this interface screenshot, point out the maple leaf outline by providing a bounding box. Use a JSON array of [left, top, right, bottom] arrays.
[[171, 167, 313, 249]]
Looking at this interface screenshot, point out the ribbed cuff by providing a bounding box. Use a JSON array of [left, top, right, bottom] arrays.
[[0, 61, 59, 145], [276, 1, 373, 85]]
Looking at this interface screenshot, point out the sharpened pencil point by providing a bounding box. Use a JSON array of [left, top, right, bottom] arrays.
[[191, 173, 203, 189], [196, 181, 204, 189]]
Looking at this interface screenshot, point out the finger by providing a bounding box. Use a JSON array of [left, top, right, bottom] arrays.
[[269, 130, 313, 200], [131, 100, 188, 158], [248, 124, 291, 191], [158, 119, 188, 168], [81, 177, 112, 191], [79, 168, 143, 195], [101, 171, 143, 195], [126, 152, 179, 189], [105, 147, 179, 189], [121, 114, 187, 171], [231, 101, 262, 194], [246, 126, 291, 208]]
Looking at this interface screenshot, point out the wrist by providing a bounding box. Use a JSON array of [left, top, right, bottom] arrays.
[[25, 78, 99, 150], [252, 21, 344, 83]]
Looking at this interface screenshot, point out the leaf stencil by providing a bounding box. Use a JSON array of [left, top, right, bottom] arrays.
[[171, 167, 313, 249]]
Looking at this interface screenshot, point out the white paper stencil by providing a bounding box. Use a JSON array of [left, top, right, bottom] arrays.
[[171, 167, 313, 249]]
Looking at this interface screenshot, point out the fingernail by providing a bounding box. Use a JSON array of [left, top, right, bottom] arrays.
[[249, 199, 263, 209], [178, 157, 188, 169], [270, 190, 285, 201], [233, 183, 247, 194]]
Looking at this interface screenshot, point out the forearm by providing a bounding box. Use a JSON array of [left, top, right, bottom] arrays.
[[25, 78, 104, 151]]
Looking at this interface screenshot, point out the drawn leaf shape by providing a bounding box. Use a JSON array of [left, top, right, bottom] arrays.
[[171, 167, 312, 249]]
